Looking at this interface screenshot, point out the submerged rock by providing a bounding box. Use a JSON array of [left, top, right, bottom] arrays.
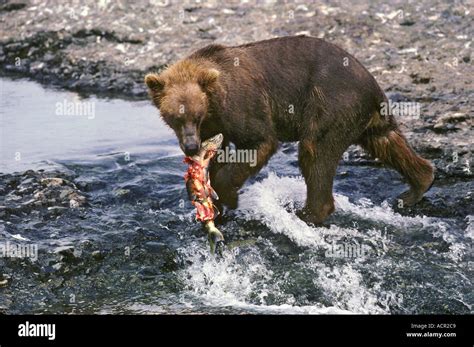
[[0, 170, 87, 220]]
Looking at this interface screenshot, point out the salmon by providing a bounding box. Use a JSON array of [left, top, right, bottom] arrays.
[[184, 133, 224, 254]]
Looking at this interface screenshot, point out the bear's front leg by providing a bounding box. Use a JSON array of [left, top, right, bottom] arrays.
[[212, 164, 240, 209], [210, 140, 278, 210]]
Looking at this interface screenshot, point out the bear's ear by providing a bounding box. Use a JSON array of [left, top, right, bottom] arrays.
[[144, 73, 165, 92], [198, 68, 220, 90]]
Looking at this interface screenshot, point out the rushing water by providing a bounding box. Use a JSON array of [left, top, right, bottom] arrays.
[[0, 78, 472, 314]]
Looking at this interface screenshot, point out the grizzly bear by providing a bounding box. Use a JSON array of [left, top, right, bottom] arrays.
[[145, 35, 434, 225]]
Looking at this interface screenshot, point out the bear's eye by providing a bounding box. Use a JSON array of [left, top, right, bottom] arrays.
[[169, 114, 184, 127]]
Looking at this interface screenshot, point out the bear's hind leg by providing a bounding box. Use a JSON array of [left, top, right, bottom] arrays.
[[359, 127, 434, 206], [297, 138, 340, 225]]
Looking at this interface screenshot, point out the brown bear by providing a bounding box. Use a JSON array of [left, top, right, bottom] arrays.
[[145, 35, 434, 225]]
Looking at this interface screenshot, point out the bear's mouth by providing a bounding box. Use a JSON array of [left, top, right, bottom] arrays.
[[181, 136, 201, 156], [182, 143, 200, 156]]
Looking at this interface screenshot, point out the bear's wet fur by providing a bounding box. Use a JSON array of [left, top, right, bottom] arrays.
[[145, 35, 434, 225]]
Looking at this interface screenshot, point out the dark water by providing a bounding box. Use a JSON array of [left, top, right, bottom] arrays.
[[0, 78, 472, 314]]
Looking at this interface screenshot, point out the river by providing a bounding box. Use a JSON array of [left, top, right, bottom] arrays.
[[0, 78, 472, 314]]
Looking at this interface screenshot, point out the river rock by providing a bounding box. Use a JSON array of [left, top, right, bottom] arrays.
[[0, 171, 87, 220]]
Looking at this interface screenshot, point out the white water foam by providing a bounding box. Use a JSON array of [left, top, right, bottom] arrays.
[[239, 173, 432, 232], [176, 241, 358, 314]]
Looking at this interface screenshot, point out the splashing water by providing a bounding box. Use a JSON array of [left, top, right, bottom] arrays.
[[174, 174, 471, 314]]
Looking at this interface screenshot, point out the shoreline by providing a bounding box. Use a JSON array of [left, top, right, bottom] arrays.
[[0, 0, 472, 175]]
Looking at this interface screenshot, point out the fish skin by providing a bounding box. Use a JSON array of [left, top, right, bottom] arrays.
[[192, 133, 223, 167]]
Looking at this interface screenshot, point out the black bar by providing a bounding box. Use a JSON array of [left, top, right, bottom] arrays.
[[0, 315, 472, 346]]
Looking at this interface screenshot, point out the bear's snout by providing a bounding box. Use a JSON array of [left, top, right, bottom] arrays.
[[180, 120, 201, 156], [183, 141, 199, 156], [182, 131, 201, 156]]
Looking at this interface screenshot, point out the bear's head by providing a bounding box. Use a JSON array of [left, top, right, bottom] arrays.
[[145, 61, 220, 156]]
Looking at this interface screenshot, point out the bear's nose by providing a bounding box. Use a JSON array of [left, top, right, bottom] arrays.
[[184, 143, 199, 156]]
